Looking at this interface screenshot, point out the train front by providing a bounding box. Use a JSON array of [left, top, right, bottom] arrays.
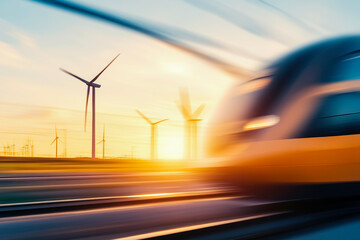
[[204, 68, 287, 198], [205, 36, 360, 199]]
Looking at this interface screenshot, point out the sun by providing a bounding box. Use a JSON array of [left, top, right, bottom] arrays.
[[158, 135, 184, 160]]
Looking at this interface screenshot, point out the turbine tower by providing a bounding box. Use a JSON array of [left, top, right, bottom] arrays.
[[177, 88, 205, 162], [11, 144, 15, 156], [24, 139, 30, 157], [97, 125, 106, 159], [51, 128, 60, 158], [136, 110, 168, 161], [60, 54, 119, 159], [30, 140, 34, 157], [58, 129, 68, 158]]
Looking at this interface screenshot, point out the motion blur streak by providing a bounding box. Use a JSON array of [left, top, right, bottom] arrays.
[[258, 0, 323, 36], [235, 77, 271, 95], [184, 0, 284, 45], [0, 196, 256, 239], [0, 179, 191, 191], [30, 0, 251, 78], [0, 190, 230, 207], [117, 213, 278, 240]]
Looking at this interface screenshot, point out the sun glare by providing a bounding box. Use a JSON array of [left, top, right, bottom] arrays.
[[159, 135, 184, 160], [162, 62, 189, 76]]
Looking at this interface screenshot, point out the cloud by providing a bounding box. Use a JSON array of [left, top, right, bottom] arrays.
[[0, 19, 39, 68], [10, 31, 37, 49], [0, 41, 26, 68], [10, 109, 54, 119], [0, 19, 37, 46], [0, 103, 54, 119]]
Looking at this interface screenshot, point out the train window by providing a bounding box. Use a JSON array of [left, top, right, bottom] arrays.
[[211, 76, 272, 124], [298, 92, 360, 138], [328, 54, 360, 82]]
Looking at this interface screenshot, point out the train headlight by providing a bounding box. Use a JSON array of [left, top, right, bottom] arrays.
[[243, 115, 280, 131]]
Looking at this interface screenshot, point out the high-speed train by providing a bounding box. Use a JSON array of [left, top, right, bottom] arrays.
[[206, 36, 360, 199]]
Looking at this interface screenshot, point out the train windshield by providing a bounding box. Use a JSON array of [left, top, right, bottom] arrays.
[[211, 76, 272, 131], [328, 53, 360, 82]]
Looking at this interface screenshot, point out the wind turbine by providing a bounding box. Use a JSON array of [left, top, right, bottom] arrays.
[[24, 139, 30, 157], [60, 54, 119, 159], [7, 144, 11, 156], [97, 125, 106, 159], [26, 138, 34, 157], [177, 88, 205, 162], [12, 144, 15, 156], [136, 110, 168, 161], [51, 128, 59, 158], [3, 145, 10, 156], [30, 139, 34, 157]]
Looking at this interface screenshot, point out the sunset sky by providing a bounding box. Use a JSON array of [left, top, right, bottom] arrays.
[[0, 0, 359, 159]]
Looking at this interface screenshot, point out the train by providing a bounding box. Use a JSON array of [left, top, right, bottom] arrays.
[[205, 36, 360, 199]]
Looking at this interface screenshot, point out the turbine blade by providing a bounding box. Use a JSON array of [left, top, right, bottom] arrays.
[[193, 104, 206, 118], [84, 86, 90, 132], [136, 110, 153, 124], [90, 54, 120, 83], [97, 140, 103, 144], [176, 101, 190, 120], [60, 68, 90, 85], [51, 138, 56, 145], [154, 119, 168, 125], [179, 88, 191, 117]]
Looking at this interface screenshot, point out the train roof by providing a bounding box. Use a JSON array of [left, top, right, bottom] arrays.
[[267, 35, 360, 71]]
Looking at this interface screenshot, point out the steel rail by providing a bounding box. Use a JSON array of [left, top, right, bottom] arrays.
[[0, 189, 239, 218], [117, 198, 360, 240]]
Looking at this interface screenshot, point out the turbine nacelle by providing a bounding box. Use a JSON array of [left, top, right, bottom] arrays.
[[59, 69, 102, 88], [177, 88, 205, 121], [188, 119, 202, 122], [88, 82, 101, 88]]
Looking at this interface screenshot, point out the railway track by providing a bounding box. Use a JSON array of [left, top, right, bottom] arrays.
[[118, 201, 360, 240], [0, 172, 221, 205], [0, 189, 238, 218], [2, 172, 360, 239], [2, 188, 360, 239]]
